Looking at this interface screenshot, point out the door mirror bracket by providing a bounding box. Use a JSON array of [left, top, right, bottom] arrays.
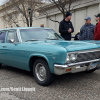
[[9, 39, 14, 43]]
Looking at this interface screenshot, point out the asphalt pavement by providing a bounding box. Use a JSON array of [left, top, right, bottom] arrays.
[[0, 65, 100, 100]]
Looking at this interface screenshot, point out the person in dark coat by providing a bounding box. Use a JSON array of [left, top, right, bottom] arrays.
[[59, 11, 74, 40]]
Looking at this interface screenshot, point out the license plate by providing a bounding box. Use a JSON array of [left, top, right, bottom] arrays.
[[90, 62, 98, 69]]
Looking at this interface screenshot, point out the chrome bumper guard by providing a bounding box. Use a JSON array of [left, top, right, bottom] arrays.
[[54, 59, 100, 75]]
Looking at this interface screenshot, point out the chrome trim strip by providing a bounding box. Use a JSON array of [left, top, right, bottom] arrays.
[[77, 49, 100, 54], [55, 59, 100, 69], [17, 29, 22, 43], [67, 49, 100, 54], [67, 59, 100, 67], [16, 29, 20, 43], [54, 59, 100, 75], [54, 64, 68, 68]]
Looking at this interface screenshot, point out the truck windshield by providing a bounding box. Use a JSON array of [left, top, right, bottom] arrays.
[[20, 28, 63, 42]]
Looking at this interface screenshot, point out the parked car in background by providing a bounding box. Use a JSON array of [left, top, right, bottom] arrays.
[[0, 27, 100, 86]]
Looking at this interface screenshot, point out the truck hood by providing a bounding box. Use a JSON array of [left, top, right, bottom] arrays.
[[26, 40, 99, 52]]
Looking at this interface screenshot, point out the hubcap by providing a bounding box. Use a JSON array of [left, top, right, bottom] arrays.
[[35, 63, 46, 81]]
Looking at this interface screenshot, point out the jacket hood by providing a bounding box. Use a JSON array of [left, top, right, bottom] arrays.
[[63, 19, 71, 23]]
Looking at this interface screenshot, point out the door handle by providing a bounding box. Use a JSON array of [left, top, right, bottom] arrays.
[[3, 46, 7, 48]]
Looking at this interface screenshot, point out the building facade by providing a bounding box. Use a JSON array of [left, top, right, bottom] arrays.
[[0, 0, 100, 35]]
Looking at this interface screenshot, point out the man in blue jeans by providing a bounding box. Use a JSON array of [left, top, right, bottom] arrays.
[[79, 17, 95, 40]]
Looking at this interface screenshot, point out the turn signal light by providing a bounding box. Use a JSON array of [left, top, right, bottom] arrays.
[[66, 69, 71, 72]]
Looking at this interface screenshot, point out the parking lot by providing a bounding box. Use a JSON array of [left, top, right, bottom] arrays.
[[0, 65, 100, 100]]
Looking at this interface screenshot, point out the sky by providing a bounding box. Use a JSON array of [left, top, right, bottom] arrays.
[[0, 1, 3, 6], [0, 0, 50, 6], [0, 0, 8, 6]]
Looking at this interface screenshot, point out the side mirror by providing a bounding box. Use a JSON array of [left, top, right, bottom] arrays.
[[9, 39, 14, 43]]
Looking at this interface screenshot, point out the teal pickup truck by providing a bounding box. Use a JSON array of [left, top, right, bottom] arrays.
[[0, 27, 100, 86]]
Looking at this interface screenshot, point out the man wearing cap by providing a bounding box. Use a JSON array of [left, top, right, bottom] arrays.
[[79, 17, 95, 40], [93, 14, 100, 40], [59, 11, 74, 40]]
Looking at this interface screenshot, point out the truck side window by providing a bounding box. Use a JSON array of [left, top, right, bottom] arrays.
[[6, 30, 19, 43], [0, 31, 6, 43]]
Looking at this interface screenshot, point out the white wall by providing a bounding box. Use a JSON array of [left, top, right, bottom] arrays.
[[87, 4, 99, 24], [0, 17, 5, 29], [55, 13, 63, 34], [74, 9, 86, 33], [33, 3, 99, 35], [33, 17, 47, 27]]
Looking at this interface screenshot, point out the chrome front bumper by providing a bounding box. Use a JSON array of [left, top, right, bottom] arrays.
[[54, 59, 100, 75]]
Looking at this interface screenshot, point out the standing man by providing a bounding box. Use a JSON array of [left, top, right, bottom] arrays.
[[93, 13, 100, 40], [79, 17, 95, 40], [59, 11, 74, 40]]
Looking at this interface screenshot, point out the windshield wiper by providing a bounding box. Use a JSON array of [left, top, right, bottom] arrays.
[[25, 39, 38, 42], [46, 38, 59, 40]]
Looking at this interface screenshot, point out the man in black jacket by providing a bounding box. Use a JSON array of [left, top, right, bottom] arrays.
[[59, 12, 74, 40]]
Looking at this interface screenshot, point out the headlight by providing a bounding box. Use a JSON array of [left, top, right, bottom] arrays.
[[66, 55, 70, 62], [70, 54, 77, 61], [65, 53, 77, 63]]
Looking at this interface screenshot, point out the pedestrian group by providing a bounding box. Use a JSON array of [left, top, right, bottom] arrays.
[[59, 11, 100, 41]]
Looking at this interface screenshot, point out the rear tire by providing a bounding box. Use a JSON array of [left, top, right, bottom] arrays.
[[33, 59, 55, 86]]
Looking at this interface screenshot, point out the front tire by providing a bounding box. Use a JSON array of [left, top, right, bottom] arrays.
[[33, 59, 55, 86]]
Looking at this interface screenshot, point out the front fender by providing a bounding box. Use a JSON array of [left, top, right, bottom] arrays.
[[29, 53, 49, 64], [28, 49, 67, 74], [28, 53, 55, 73]]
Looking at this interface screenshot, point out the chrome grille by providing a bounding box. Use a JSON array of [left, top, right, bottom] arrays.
[[66, 50, 100, 64], [77, 51, 100, 61]]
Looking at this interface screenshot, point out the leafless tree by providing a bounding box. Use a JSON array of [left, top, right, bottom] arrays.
[[3, 0, 42, 27], [40, 0, 82, 24], [3, 8, 20, 27], [50, 0, 83, 18]]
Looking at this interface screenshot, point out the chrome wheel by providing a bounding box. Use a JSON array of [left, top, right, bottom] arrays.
[[35, 63, 46, 81], [33, 59, 55, 86]]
